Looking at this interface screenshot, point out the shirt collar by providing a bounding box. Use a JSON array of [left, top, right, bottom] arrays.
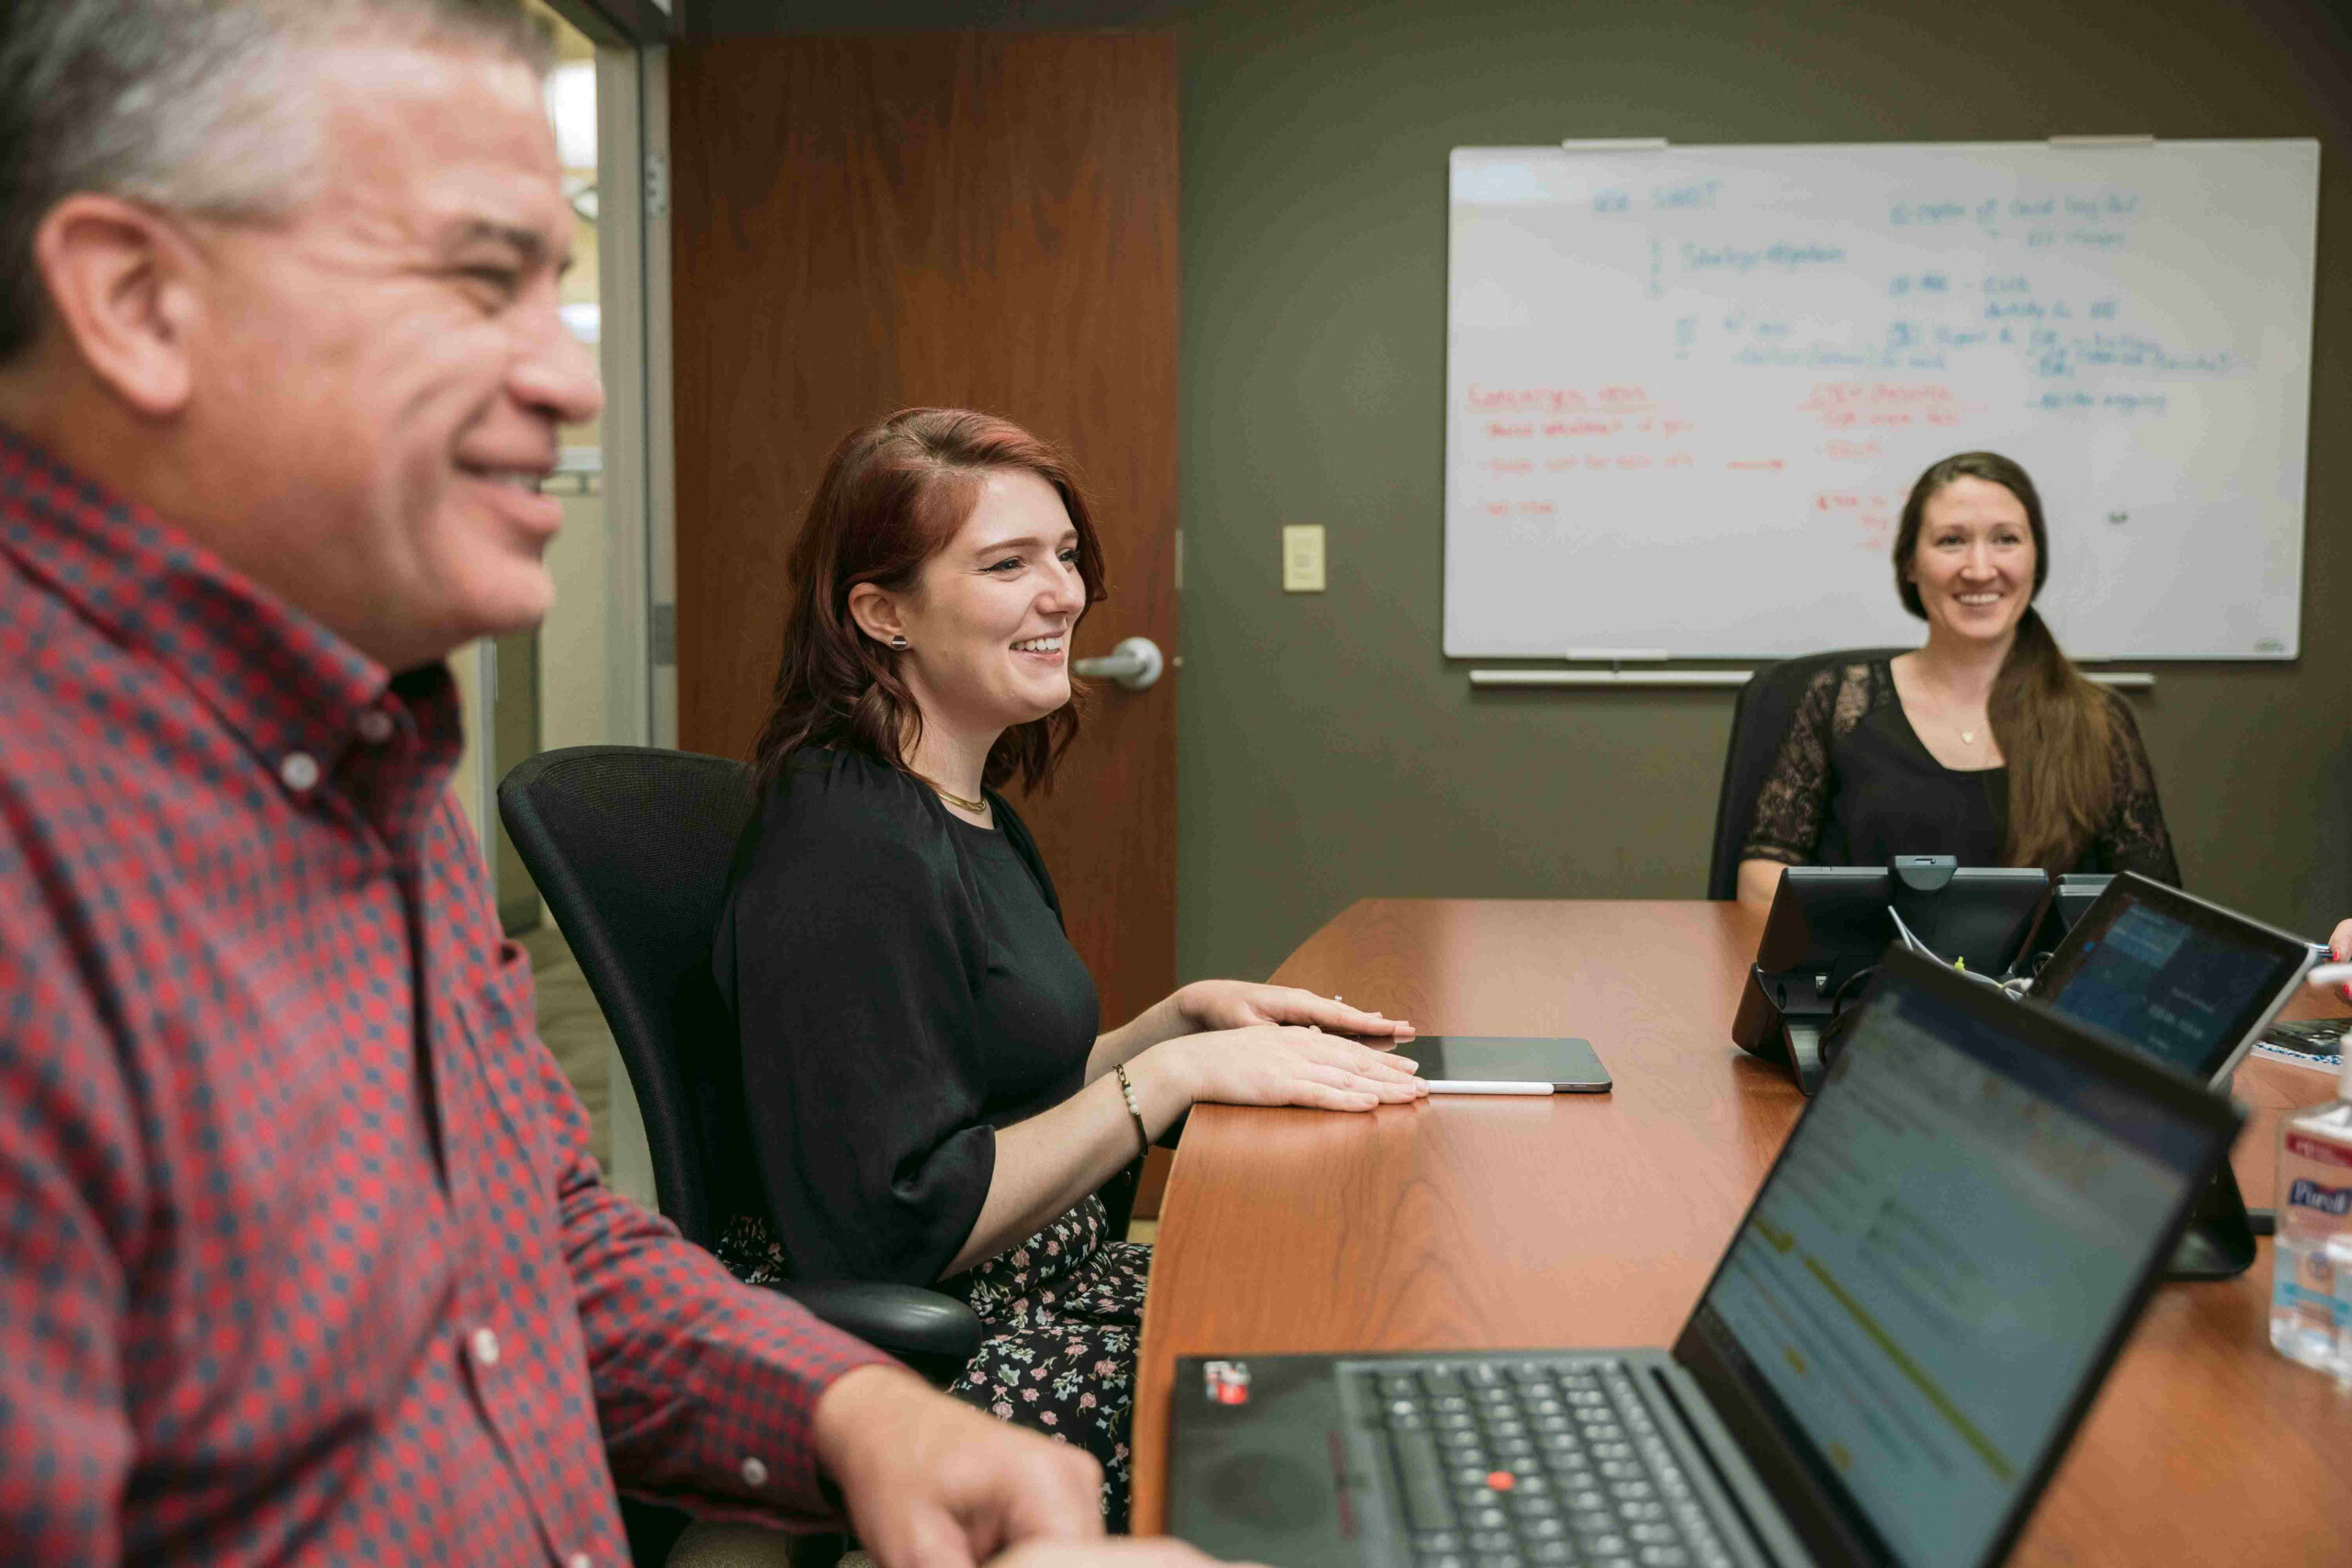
[[0, 422, 458, 807]]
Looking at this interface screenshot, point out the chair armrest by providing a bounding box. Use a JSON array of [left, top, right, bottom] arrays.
[[767, 1279, 986, 1375]]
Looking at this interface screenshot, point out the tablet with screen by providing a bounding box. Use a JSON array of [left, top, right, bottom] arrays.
[[1409, 1036, 1611, 1092], [2029, 872, 2314, 1087]]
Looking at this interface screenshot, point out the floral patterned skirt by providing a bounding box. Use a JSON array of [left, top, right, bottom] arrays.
[[716, 1195, 1150, 1530], [942, 1194, 1150, 1531]]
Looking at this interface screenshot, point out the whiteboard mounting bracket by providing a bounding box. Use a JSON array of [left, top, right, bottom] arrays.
[[1566, 648, 1670, 676]]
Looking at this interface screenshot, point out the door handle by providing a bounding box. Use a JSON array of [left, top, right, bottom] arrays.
[[1072, 636, 1165, 692]]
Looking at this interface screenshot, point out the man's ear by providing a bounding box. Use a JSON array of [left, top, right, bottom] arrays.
[[845, 582, 907, 648], [31, 194, 202, 418]]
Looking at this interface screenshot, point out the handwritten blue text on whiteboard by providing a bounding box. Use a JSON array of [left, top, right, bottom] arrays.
[[1444, 141, 2319, 660]]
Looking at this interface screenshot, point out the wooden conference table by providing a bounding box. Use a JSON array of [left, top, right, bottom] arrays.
[[1128, 899, 2352, 1561]]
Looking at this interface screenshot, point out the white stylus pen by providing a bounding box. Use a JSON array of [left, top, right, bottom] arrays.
[[1425, 1080, 1555, 1095]]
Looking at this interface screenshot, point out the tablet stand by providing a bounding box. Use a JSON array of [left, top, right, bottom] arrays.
[[2166, 1160, 2256, 1281], [1732, 964, 1847, 1097], [1781, 1021, 1826, 1096]]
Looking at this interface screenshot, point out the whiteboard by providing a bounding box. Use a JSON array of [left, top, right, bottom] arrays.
[[1443, 141, 2319, 660]]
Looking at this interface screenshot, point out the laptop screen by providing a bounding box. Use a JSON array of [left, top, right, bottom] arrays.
[[1680, 968, 2222, 1568], [2030, 877, 2308, 1082]]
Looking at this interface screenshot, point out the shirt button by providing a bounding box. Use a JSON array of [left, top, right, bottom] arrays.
[[740, 1455, 769, 1488], [568, 1554, 593, 1568], [278, 751, 321, 792], [356, 709, 395, 744], [469, 1325, 501, 1368]]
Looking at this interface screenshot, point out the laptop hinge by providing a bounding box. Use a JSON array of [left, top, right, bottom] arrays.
[[1643, 1365, 1804, 1568]]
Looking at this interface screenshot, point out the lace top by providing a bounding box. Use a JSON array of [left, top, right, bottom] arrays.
[[1740, 660, 2181, 882]]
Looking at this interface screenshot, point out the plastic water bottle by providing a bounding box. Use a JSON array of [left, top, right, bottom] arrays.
[[2270, 1045, 2352, 1378]]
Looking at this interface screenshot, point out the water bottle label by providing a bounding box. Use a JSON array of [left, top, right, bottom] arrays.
[[2274, 1277, 2351, 1324], [2286, 1178, 2352, 1217], [2284, 1131, 2352, 1168]]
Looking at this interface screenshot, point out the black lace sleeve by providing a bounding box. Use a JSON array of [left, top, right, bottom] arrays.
[[1741, 667, 1841, 866], [2089, 695, 2182, 886]]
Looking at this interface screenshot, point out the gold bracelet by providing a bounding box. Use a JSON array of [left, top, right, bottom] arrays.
[[1111, 1062, 1150, 1160]]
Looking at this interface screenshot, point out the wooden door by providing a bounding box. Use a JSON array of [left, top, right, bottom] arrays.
[[670, 33, 1181, 1031]]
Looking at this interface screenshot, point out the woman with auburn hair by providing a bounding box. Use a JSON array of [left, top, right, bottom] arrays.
[[1736, 450, 2180, 907], [710, 409, 1425, 1526]]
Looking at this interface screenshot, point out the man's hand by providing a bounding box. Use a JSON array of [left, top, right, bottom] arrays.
[[989, 1541, 1245, 1568], [812, 1365, 1103, 1568]]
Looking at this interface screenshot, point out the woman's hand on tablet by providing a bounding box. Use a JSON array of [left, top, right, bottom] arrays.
[[1144, 1025, 1428, 1113], [1172, 980, 1416, 1044]]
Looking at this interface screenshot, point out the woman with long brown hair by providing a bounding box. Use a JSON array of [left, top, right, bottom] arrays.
[[1736, 451, 2179, 906], [709, 409, 1425, 1528]]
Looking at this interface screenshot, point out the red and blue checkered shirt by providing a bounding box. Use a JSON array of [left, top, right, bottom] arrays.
[[0, 426, 890, 1564]]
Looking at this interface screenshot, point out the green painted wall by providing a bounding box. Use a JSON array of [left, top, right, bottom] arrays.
[[690, 0, 2352, 985]]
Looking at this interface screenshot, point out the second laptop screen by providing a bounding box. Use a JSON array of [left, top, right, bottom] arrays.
[[2037, 899, 2290, 1078], [1689, 978, 2211, 1568]]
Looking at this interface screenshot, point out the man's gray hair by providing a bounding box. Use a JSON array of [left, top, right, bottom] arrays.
[[0, 0, 553, 363]]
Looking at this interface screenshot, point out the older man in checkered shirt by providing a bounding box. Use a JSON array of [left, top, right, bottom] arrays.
[[0, 5, 1224, 1565]]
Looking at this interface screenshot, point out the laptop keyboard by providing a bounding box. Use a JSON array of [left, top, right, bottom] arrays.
[[1348, 1359, 1738, 1568], [2267, 1019, 2346, 1050]]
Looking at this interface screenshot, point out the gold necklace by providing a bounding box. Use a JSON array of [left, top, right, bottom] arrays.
[[1910, 660, 1987, 747], [1939, 702, 1981, 748], [924, 777, 988, 814], [1939, 705, 1984, 748]]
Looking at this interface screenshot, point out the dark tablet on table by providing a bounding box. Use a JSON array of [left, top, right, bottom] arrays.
[[1411, 1036, 1611, 1093]]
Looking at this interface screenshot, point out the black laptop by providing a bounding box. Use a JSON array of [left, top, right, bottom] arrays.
[[2028, 871, 2314, 1089], [1170, 951, 2240, 1568], [2021, 871, 2312, 1280]]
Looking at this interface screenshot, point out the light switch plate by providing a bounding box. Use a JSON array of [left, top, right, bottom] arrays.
[[1282, 525, 1327, 592]]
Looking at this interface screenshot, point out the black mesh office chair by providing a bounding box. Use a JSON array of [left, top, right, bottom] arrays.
[[1705, 649, 1906, 899], [499, 746, 984, 1566]]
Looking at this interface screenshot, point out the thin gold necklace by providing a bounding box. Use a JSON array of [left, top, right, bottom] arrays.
[[1911, 659, 1989, 747], [924, 777, 988, 814]]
